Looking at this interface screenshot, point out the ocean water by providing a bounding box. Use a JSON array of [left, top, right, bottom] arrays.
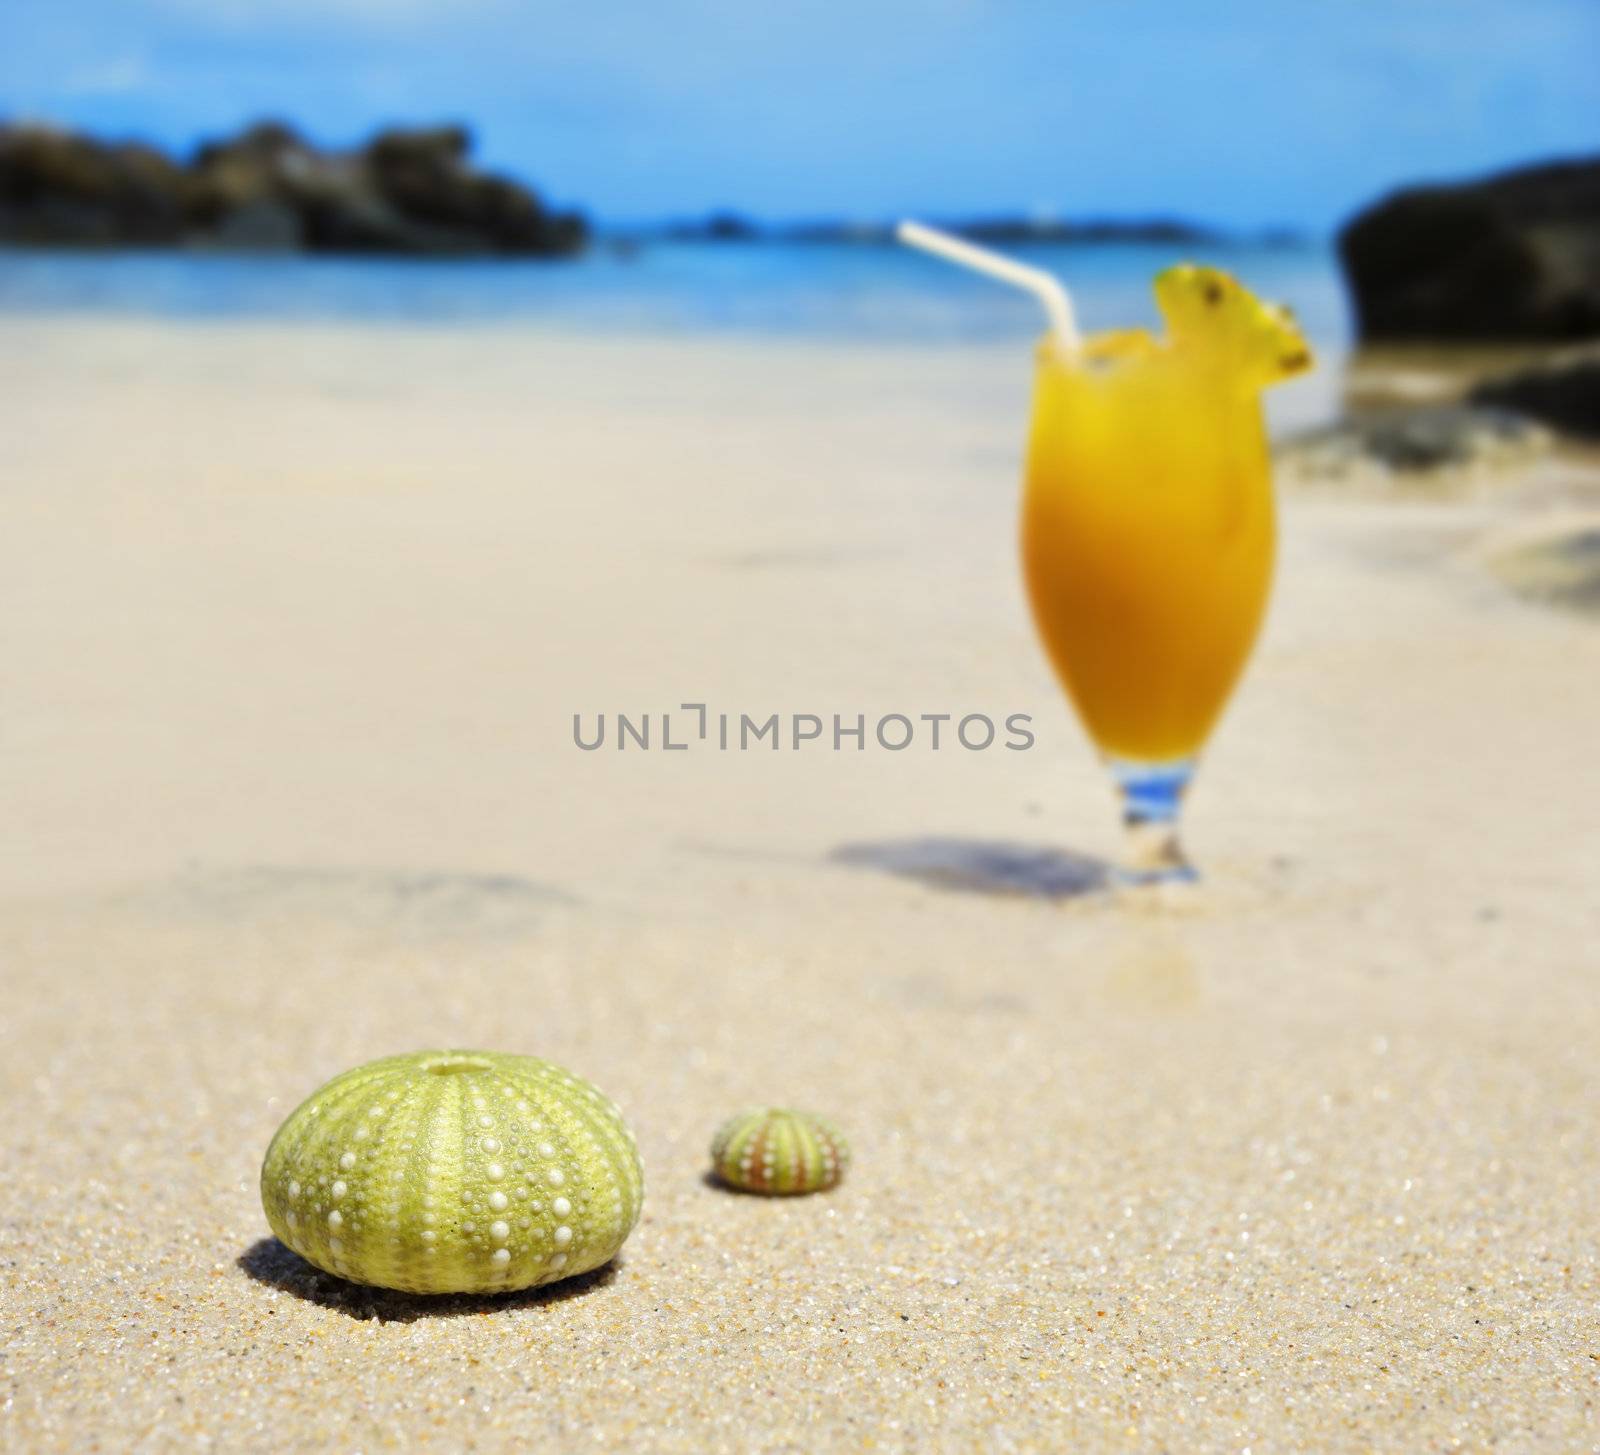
[[0, 239, 1347, 345], [0, 240, 1349, 430]]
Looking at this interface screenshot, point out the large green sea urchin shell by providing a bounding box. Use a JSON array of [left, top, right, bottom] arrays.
[[709, 1108, 849, 1195], [261, 1051, 644, 1294]]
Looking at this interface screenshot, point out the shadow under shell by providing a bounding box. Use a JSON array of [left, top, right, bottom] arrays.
[[237, 1237, 620, 1322]]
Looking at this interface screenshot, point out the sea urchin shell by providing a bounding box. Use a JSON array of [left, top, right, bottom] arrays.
[[709, 1108, 849, 1195], [261, 1050, 644, 1295]]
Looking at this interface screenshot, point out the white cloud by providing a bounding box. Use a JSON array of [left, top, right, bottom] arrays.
[[63, 53, 151, 96]]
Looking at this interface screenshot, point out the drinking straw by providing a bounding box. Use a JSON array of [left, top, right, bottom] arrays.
[[896, 220, 1081, 350]]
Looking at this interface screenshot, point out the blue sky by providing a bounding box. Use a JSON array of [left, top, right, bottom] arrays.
[[4, 0, 1597, 230]]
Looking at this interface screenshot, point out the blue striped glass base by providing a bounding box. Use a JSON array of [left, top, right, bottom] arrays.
[[1106, 757, 1199, 886]]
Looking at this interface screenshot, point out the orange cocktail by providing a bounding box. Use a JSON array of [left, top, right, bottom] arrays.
[[1022, 266, 1311, 879], [896, 222, 1313, 884]]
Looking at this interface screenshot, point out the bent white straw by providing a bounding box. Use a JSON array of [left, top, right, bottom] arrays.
[[896, 219, 1080, 349]]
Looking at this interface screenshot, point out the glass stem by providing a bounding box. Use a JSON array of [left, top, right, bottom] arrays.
[[1107, 757, 1198, 885]]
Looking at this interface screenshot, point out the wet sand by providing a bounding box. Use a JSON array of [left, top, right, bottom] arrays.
[[2, 317, 1597, 1451]]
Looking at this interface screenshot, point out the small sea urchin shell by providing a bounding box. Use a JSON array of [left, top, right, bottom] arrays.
[[709, 1108, 849, 1195], [261, 1050, 643, 1295]]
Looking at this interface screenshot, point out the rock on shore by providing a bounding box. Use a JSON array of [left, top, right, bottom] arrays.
[[1277, 405, 1552, 493], [1338, 157, 1600, 342], [1469, 345, 1600, 440], [1486, 519, 1600, 618], [0, 120, 587, 256]]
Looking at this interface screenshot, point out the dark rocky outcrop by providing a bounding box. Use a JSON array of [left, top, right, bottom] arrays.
[[0, 119, 587, 256], [1338, 157, 1600, 342], [957, 215, 1221, 246], [1488, 526, 1600, 618], [1469, 345, 1600, 439], [661, 210, 761, 242], [0, 126, 195, 244], [633, 211, 1248, 247]]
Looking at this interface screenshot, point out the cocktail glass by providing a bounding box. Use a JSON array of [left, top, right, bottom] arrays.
[[896, 227, 1311, 885], [1022, 267, 1310, 883]]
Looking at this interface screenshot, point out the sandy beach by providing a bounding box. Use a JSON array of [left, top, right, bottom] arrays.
[[2, 316, 1598, 1451]]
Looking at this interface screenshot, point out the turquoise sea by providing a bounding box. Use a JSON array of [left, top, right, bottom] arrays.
[[0, 238, 1347, 344], [0, 240, 1349, 432]]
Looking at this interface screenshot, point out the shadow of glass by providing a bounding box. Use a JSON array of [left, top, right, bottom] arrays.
[[237, 1237, 619, 1322], [831, 837, 1110, 899]]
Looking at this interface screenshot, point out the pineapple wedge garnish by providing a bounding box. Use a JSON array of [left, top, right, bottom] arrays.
[[1153, 264, 1312, 389]]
